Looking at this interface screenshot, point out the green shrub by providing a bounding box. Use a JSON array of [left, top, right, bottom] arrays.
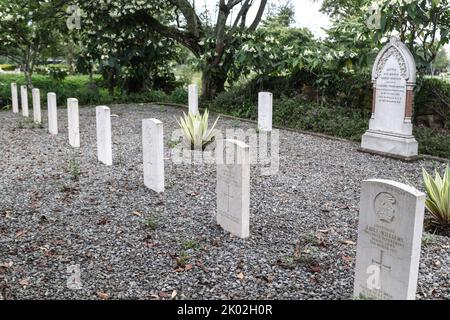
[[415, 77, 450, 128], [0, 64, 17, 71], [170, 87, 188, 105]]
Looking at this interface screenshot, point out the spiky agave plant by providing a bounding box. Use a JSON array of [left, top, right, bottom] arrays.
[[176, 109, 220, 150], [422, 165, 450, 226]]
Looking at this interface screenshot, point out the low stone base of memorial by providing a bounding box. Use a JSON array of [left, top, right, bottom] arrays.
[[360, 130, 419, 161]]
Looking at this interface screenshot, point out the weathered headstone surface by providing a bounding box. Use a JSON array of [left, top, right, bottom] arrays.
[[188, 84, 199, 115], [142, 118, 164, 193], [353, 179, 425, 300], [11, 83, 19, 113], [32, 88, 41, 124], [47, 93, 58, 135], [361, 36, 418, 160], [258, 92, 273, 132], [216, 139, 250, 239], [20, 85, 29, 117], [96, 106, 112, 166], [67, 98, 80, 148]]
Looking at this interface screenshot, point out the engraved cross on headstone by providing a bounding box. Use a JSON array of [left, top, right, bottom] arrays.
[[372, 250, 391, 272], [223, 183, 235, 213]]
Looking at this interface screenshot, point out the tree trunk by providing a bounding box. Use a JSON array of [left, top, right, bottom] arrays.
[[24, 66, 33, 89], [201, 64, 227, 100]]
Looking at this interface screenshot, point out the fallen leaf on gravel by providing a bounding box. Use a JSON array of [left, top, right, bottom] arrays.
[[434, 261, 442, 267], [19, 278, 29, 286], [341, 240, 356, 245], [97, 291, 109, 300], [309, 276, 318, 284], [190, 192, 198, 197], [236, 272, 245, 280], [317, 229, 329, 233], [15, 230, 25, 238], [310, 264, 321, 273], [132, 211, 142, 217], [184, 264, 193, 271], [171, 290, 177, 299], [342, 254, 353, 263], [0, 261, 13, 268], [158, 291, 168, 298]]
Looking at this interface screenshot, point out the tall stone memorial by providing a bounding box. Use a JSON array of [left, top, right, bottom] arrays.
[[361, 37, 418, 160], [353, 179, 425, 300], [258, 92, 273, 132], [216, 139, 250, 239]]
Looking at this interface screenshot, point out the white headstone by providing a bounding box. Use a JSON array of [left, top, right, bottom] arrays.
[[353, 179, 425, 300], [188, 84, 199, 114], [32, 88, 41, 124], [96, 106, 112, 166], [361, 37, 418, 159], [20, 85, 29, 117], [258, 92, 273, 132], [11, 83, 19, 113], [47, 93, 58, 135], [216, 139, 250, 239], [67, 98, 80, 148], [142, 118, 164, 193]]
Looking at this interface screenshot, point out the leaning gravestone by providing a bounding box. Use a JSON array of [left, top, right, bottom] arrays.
[[20, 85, 29, 117], [188, 84, 199, 115], [258, 92, 273, 132], [11, 83, 19, 113], [32, 88, 41, 124], [353, 179, 425, 300], [96, 106, 112, 166], [216, 139, 250, 239], [361, 36, 418, 160], [142, 118, 164, 193], [47, 93, 58, 135], [67, 98, 80, 148]]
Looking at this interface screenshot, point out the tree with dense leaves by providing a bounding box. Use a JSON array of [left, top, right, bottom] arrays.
[[0, 0, 67, 87], [321, 0, 450, 70], [76, 0, 268, 99]]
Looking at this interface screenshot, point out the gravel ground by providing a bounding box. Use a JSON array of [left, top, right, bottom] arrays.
[[0, 103, 448, 300]]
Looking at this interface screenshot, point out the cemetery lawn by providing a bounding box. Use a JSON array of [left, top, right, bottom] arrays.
[[0, 104, 449, 300]]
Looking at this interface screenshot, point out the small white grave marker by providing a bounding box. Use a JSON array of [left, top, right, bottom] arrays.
[[11, 83, 19, 113], [258, 92, 273, 132], [20, 85, 29, 117], [67, 98, 80, 148], [188, 84, 199, 114], [142, 118, 164, 193], [216, 139, 250, 239], [32, 88, 41, 124], [96, 106, 112, 166], [47, 93, 58, 135], [353, 179, 425, 300]]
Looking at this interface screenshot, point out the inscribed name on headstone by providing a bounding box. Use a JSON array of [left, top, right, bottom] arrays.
[[20, 85, 29, 117], [188, 84, 199, 115], [353, 179, 425, 300], [216, 139, 250, 239], [32, 88, 41, 124], [11, 83, 19, 113], [361, 36, 418, 159], [142, 118, 164, 193], [96, 106, 112, 166], [47, 93, 58, 135], [67, 98, 80, 148], [258, 92, 273, 132]]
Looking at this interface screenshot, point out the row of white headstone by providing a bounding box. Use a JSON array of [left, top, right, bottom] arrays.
[[188, 84, 273, 132], [11, 81, 426, 300]]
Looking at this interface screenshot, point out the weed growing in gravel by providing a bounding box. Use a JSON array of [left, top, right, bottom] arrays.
[[144, 217, 158, 230], [182, 239, 201, 251], [231, 119, 241, 127], [167, 139, 180, 149], [176, 251, 191, 267], [422, 232, 439, 246], [68, 157, 80, 180], [159, 106, 167, 112]]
